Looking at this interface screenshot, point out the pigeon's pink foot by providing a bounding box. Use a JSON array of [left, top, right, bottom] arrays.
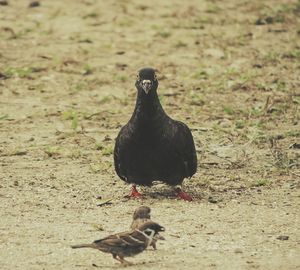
[[175, 188, 193, 201], [129, 185, 142, 199]]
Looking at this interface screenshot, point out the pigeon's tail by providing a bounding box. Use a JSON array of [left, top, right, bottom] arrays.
[[71, 244, 95, 249]]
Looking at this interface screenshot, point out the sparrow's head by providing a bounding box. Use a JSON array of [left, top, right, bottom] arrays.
[[138, 221, 165, 236], [133, 206, 151, 220], [135, 67, 158, 94]]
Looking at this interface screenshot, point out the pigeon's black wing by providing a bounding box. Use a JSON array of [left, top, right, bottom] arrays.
[[114, 125, 129, 181], [167, 120, 197, 178], [114, 123, 133, 183]]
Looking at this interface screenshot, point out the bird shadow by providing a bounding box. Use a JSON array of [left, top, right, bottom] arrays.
[[90, 260, 158, 268], [139, 185, 203, 201]]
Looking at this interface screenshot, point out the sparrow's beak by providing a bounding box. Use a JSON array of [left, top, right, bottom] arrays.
[[156, 234, 166, 240], [159, 226, 165, 232], [141, 80, 152, 94]]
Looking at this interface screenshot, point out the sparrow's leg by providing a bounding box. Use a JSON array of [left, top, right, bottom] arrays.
[[150, 234, 165, 250], [112, 254, 132, 265], [112, 254, 122, 264], [174, 187, 193, 201], [150, 240, 157, 250], [129, 184, 142, 198], [118, 255, 133, 265]]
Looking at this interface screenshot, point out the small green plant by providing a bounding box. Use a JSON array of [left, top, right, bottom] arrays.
[[206, 4, 221, 13], [44, 146, 60, 157], [90, 162, 112, 173], [78, 38, 93, 44], [62, 110, 79, 130], [95, 142, 104, 150], [158, 94, 165, 105], [3, 67, 33, 78], [74, 83, 85, 92], [98, 95, 113, 104], [252, 179, 270, 187], [116, 75, 127, 82], [156, 31, 171, 38], [118, 18, 134, 27], [0, 114, 8, 120], [273, 80, 287, 92], [223, 106, 235, 115], [83, 64, 93, 75], [82, 12, 99, 19], [285, 130, 300, 137], [89, 163, 102, 173], [120, 96, 129, 106], [68, 150, 83, 159], [283, 50, 300, 59], [235, 120, 245, 129], [174, 41, 187, 48], [102, 145, 114, 156], [190, 92, 205, 106], [264, 51, 280, 62], [249, 107, 263, 117], [195, 16, 214, 24], [192, 70, 208, 80], [269, 138, 294, 170]]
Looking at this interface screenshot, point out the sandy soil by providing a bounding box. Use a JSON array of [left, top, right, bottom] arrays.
[[0, 0, 299, 269]]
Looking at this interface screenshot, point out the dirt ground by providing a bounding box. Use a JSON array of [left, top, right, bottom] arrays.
[[0, 0, 300, 269]]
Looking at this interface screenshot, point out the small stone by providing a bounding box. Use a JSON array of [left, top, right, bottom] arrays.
[[277, 235, 289, 241], [29, 1, 40, 8], [203, 48, 225, 59], [208, 196, 218, 203], [289, 143, 300, 149], [234, 248, 243, 253], [0, 1, 8, 6]]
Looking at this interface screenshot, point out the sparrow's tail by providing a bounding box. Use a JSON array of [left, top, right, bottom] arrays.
[[71, 244, 95, 249]]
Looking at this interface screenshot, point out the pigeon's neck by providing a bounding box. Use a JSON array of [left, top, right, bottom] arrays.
[[133, 90, 165, 121]]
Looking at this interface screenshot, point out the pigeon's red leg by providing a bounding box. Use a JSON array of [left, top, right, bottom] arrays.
[[129, 184, 142, 198], [174, 187, 193, 201]]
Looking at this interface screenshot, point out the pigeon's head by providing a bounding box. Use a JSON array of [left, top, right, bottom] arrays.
[[136, 67, 158, 94]]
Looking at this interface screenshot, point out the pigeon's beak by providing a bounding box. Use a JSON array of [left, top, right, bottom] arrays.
[[141, 80, 152, 94]]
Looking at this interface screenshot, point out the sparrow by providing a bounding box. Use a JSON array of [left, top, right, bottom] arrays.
[[71, 221, 165, 265], [114, 67, 197, 201], [130, 206, 151, 229], [130, 206, 165, 250]]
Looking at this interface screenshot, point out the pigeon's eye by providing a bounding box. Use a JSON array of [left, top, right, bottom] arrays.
[[136, 74, 140, 81], [154, 74, 157, 81]]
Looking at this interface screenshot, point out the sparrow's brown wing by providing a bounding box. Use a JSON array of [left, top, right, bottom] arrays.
[[119, 232, 147, 247], [93, 230, 146, 250], [94, 234, 124, 245]]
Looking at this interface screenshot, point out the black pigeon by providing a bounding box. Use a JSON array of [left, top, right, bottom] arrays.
[[71, 221, 165, 265], [114, 67, 197, 201]]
